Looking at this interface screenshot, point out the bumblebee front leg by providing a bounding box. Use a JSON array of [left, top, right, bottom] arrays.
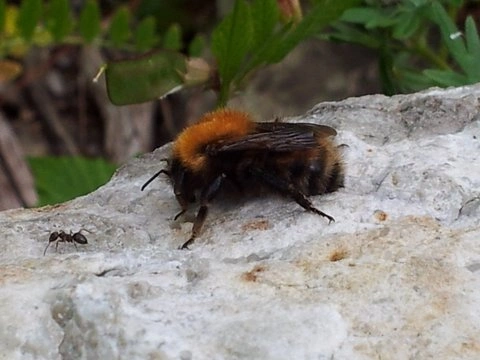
[[179, 175, 225, 249], [252, 169, 335, 223]]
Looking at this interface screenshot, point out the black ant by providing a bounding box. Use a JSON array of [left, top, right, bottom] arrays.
[[43, 230, 90, 256]]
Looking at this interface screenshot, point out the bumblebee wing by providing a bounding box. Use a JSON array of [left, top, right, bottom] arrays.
[[208, 122, 336, 153], [255, 122, 337, 138]]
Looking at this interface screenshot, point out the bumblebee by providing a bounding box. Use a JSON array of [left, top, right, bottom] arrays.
[[142, 109, 344, 249]]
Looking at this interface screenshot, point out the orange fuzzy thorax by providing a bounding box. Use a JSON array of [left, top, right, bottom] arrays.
[[173, 109, 255, 172]]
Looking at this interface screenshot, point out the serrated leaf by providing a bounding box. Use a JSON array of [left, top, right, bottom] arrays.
[[46, 0, 72, 42], [28, 156, 117, 206], [105, 51, 186, 105], [188, 34, 206, 57], [211, 0, 253, 91], [17, 0, 42, 41], [163, 23, 182, 51], [134, 16, 157, 52], [109, 6, 130, 47], [79, 0, 100, 43]]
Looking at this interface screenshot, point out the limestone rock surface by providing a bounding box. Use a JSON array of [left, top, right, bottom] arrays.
[[1, 85, 479, 360]]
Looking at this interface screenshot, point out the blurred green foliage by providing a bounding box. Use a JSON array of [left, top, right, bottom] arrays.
[[106, 0, 360, 106], [28, 157, 117, 207], [325, 0, 480, 94]]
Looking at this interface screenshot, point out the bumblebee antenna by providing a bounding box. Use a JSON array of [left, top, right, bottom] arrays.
[[141, 169, 169, 191]]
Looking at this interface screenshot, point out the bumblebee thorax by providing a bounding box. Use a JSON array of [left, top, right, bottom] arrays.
[[172, 109, 254, 172]]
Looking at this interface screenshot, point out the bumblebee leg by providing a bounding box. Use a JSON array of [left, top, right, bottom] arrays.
[[252, 169, 335, 223], [174, 209, 187, 220], [180, 205, 207, 249], [179, 175, 224, 249]]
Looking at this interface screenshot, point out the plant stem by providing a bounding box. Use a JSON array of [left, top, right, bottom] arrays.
[[410, 41, 451, 70]]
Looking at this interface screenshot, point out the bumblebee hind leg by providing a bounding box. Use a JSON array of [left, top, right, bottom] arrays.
[[179, 175, 225, 249], [251, 168, 335, 223]]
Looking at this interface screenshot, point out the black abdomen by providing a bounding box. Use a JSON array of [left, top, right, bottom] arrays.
[[217, 145, 344, 197]]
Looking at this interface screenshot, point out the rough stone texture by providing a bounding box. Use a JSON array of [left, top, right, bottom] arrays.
[[1, 84, 480, 360]]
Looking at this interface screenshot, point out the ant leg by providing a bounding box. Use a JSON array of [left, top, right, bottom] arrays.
[[179, 175, 224, 249], [77, 228, 92, 234], [251, 169, 335, 223]]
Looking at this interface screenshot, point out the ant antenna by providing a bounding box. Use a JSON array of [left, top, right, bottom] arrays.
[[43, 242, 53, 256]]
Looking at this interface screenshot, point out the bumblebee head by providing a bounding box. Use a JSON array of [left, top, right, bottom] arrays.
[[141, 156, 199, 207], [169, 157, 197, 206]]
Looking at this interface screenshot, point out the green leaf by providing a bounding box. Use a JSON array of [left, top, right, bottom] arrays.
[[211, 0, 253, 99], [341, 6, 395, 28], [399, 68, 437, 92], [266, 0, 360, 64], [0, 0, 6, 33], [430, 2, 468, 70], [409, 0, 428, 6], [134, 16, 157, 52], [105, 51, 187, 105], [28, 156, 117, 206], [430, 2, 480, 82], [79, 0, 100, 43], [188, 34, 206, 57], [423, 69, 469, 87], [325, 22, 381, 48], [465, 16, 480, 78], [17, 0, 42, 41], [392, 9, 421, 39], [46, 0, 72, 42], [163, 23, 182, 51], [109, 6, 130, 47], [250, 0, 279, 48]]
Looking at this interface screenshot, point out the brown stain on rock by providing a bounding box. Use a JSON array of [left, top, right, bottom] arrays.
[[241, 219, 272, 232], [241, 264, 267, 283], [329, 247, 348, 262]]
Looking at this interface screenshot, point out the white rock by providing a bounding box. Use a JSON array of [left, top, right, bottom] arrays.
[[1, 84, 480, 359]]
